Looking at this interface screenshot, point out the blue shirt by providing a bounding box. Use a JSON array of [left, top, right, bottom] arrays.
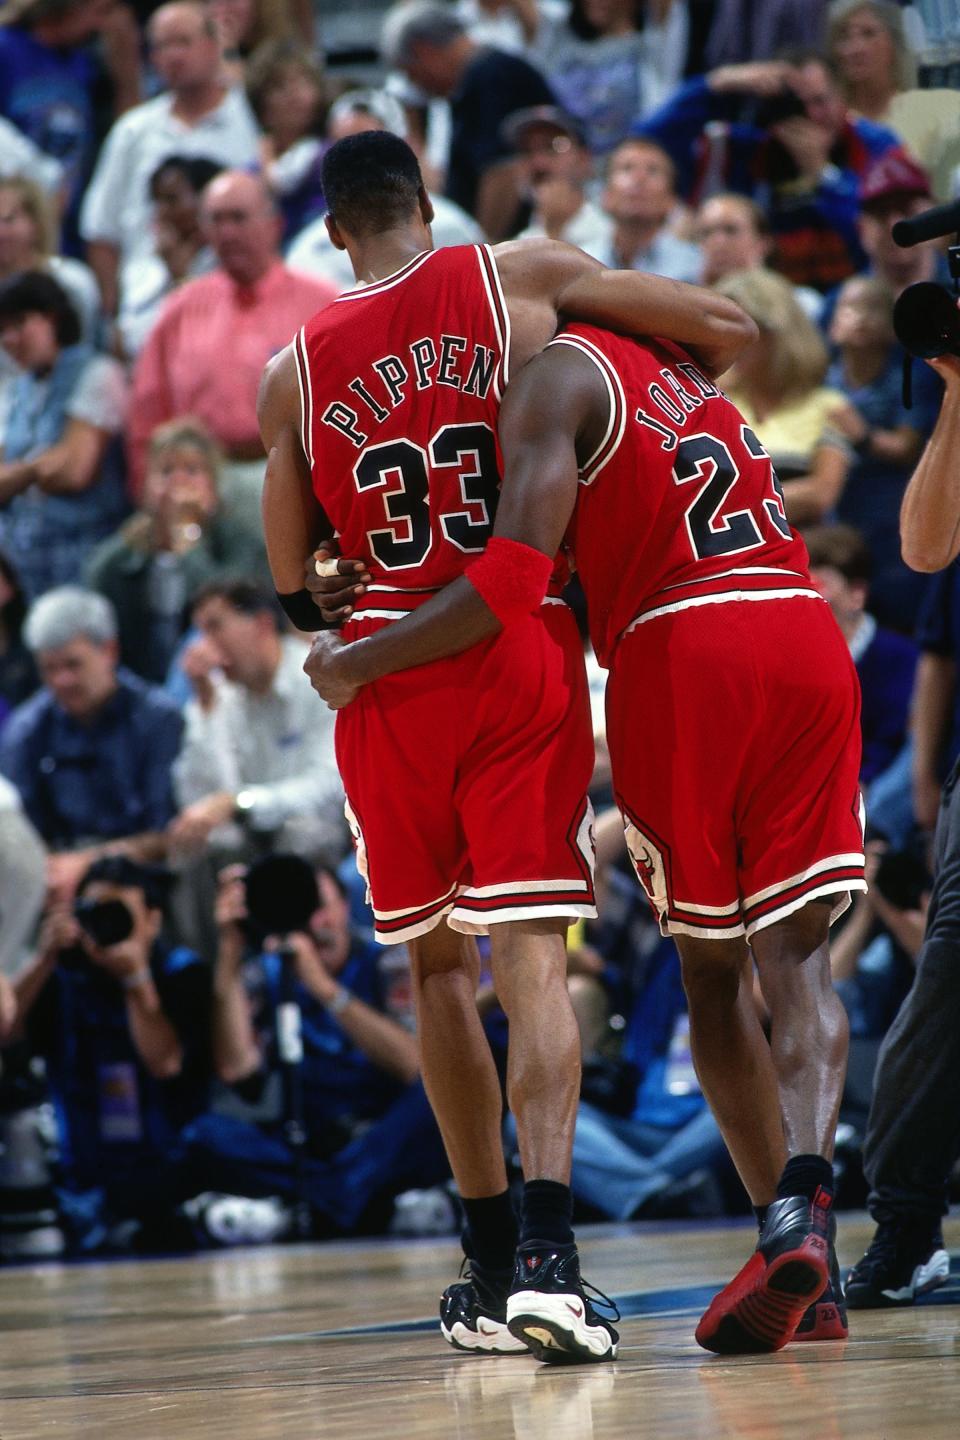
[[0, 668, 183, 847], [915, 565, 960, 772], [830, 350, 941, 585], [0, 26, 98, 239], [251, 938, 406, 1138], [31, 940, 211, 1197], [855, 619, 918, 783]]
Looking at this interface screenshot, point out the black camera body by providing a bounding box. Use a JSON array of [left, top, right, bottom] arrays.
[[243, 854, 320, 943], [73, 898, 135, 949], [893, 282, 960, 361]]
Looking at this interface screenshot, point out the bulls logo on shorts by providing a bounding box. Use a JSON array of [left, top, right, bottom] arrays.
[[623, 818, 669, 920]]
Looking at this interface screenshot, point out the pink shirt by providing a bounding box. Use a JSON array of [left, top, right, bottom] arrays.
[[128, 261, 337, 492]]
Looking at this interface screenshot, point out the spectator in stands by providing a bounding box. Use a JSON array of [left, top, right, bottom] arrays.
[[0, 551, 36, 728], [8, 856, 211, 1253], [86, 419, 269, 685], [179, 859, 447, 1242], [0, 178, 100, 343], [285, 88, 481, 290], [855, 150, 950, 302], [0, 273, 128, 601], [805, 524, 917, 785], [245, 40, 327, 243], [827, 274, 939, 626], [168, 580, 344, 949], [0, 587, 184, 905], [381, 1, 555, 238], [696, 191, 822, 320], [504, 105, 611, 256], [714, 267, 852, 524], [128, 171, 336, 529], [0, 775, 46, 978], [528, 0, 671, 156], [636, 51, 900, 290], [80, 0, 261, 323], [0, 0, 128, 245], [828, 0, 960, 201], [205, 0, 300, 84], [596, 138, 701, 280], [116, 155, 223, 361]]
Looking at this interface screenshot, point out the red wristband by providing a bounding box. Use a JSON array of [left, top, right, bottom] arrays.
[[466, 537, 554, 626]]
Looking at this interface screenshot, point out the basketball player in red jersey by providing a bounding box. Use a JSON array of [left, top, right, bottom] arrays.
[[306, 319, 867, 1356], [258, 131, 756, 1364]]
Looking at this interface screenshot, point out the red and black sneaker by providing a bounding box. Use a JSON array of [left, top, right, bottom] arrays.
[[793, 1212, 848, 1342], [695, 1191, 831, 1354]]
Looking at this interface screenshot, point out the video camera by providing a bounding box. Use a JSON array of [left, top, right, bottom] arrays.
[[891, 199, 960, 361]]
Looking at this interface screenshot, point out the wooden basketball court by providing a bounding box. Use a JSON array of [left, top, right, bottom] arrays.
[[0, 1213, 955, 1439]]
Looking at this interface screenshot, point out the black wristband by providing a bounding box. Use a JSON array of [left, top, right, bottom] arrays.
[[276, 588, 332, 632]]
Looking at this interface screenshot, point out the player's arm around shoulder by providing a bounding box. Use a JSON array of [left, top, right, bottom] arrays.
[[493, 235, 757, 377]]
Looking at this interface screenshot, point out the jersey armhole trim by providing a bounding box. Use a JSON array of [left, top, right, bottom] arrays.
[[547, 333, 626, 485], [476, 244, 511, 400], [293, 326, 314, 469]]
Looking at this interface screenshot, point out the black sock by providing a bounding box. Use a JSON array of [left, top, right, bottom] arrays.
[[753, 1203, 769, 1234], [519, 1179, 574, 1248], [462, 1191, 518, 1272], [776, 1154, 834, 1203]]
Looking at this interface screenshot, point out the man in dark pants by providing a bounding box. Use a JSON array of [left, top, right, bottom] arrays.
[[845, 330, 960, 1306]]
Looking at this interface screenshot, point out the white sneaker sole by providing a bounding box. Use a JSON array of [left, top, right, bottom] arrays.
[[881, 1248, 951, 1304], [441, 1318, 529, 1355], [506, 1290, 618, 1364]]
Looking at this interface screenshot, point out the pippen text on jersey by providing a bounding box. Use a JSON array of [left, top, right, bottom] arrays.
[[321, 334, 497, 448]]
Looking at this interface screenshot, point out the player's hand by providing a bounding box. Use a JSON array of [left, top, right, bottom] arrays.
[[303, 631, 361, 710], [305, 544, 371, 624]]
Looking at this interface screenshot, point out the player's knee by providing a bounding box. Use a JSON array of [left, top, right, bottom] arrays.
[[678, 937, 744, 1008]]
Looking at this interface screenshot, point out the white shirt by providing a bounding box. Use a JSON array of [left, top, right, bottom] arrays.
[[286, 195, 482, 291], [79, 88, 261, 266], [516, 199, 613, 262], [173, 635, 344, 851]]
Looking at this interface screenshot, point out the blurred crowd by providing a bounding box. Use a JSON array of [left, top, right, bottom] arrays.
[[0, 0, 957, 1256]]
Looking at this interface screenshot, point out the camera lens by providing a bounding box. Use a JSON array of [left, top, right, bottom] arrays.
[[73, 899, 135, 948], [893, 282, 960, 360]]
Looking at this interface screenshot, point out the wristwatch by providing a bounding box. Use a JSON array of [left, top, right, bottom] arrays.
[[327, 983, 352, 1016]]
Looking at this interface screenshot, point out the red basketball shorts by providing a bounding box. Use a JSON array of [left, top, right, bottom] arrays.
[[606, 596, 866, 941], [335, 602, 596, 944]]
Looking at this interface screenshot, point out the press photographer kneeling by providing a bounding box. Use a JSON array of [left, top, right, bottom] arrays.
[[178, 855, 450, 1243], [6, 857, 212, 1252]]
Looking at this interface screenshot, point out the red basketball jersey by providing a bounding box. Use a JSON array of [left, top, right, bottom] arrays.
[[294, 245, 513, 618], [551, 323, 816, 666]]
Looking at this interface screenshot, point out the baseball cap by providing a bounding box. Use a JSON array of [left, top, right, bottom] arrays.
[[501, 105, 587, 150], [860, 149, 932, 210]]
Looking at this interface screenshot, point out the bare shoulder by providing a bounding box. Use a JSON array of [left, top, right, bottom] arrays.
[[501, 340, 609, 435], [492, 236, 602, 301], [256, 343, 299, 443]]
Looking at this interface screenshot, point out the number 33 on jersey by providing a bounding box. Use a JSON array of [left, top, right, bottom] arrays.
[[294, 246, 510, 609]]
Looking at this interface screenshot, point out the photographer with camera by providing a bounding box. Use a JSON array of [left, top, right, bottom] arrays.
[[844, 278, 960, 1306], [634, 51, 901, 291], [179, 856, 449, 1244], [6, 856, 212, 1252]]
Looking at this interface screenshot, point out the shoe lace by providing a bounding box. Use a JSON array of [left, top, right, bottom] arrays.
[[581, 1277, 621, 1323]]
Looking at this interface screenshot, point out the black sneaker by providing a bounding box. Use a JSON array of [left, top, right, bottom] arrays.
[[845, 1218, 950, 1309], [695, 1191, 830, 1353], [440, 1259, 529, 1354], [506, 1241, 620, 1364], [794, 1214, 848, 1341]]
